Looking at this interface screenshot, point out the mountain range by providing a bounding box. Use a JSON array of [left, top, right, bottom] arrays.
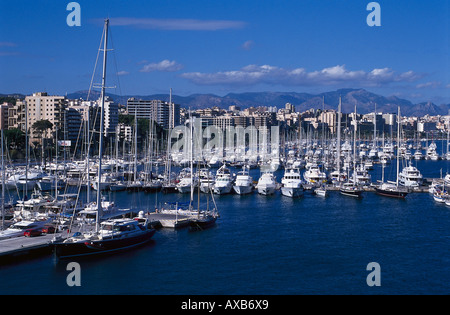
[[3, 88, 449, 117]]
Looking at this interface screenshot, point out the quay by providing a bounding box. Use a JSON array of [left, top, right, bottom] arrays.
[[303, 183, 430, 193], [146, 212, 196, 229], [0, 233, 63, 261]]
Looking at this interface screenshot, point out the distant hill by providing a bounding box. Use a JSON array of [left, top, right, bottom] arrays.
[[4, 89, 450, 117]]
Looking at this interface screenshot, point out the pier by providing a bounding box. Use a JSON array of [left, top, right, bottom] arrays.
[[0, 233, 62, 260]]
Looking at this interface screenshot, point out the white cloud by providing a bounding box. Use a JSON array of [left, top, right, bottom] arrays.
[[107, 17, 246, 31], [416, 81, 441, 89], [241, 40, 254, 51], [180, 64, 424, 87], [117, 70, 130, 76], [140, 60, 183, 72]]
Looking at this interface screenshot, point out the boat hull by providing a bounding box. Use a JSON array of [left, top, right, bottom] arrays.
[[375, 187, 408, 198], [53, 229, 156, 259], [161, 185, 177, 194], [189, 216, 217, 230], [280, 187, 303, 198], [233, 185, 253, 195], [339, 187, 362, 198], [213, 185, 232, 195], [257, 186, 276, 195]]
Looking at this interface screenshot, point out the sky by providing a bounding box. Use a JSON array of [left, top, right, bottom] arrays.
[[0, 0, 449, 105]]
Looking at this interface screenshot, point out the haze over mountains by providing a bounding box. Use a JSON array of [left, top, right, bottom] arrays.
[[3, 89, 449, 117]]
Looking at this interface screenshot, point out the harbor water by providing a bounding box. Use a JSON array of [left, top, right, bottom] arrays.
[[0, 157, 449, 295]]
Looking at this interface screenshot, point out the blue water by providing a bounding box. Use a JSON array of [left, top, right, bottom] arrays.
[[1, 149, 450, 294]]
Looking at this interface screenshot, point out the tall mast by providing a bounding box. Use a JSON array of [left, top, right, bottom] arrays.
[[189, 109, 194, 209], [336, 96, 342, 174], [86, 108, 90, 203], [353, 103, 357, 185], [134, 106, 138, 182], [24, 100, 28, 199], [96, 18, 109, 229], [1, 129, 4, 230], [164, 88, 173, 185], [396, 106, 401, 187]]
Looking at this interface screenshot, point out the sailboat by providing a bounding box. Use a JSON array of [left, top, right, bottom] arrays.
[[127, 107, 143, 191], [339, 103, 363, 198], [52, 19, 155, 259], [375, 106, 409, 198], [161, 88, 178, 194]]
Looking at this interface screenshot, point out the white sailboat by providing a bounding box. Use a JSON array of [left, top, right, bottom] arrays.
[[375, 106, 409, 198]]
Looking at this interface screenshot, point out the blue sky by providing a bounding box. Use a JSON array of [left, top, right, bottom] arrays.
[[0, 0, 449, 104]]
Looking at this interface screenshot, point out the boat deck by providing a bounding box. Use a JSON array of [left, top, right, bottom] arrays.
[[146, 213, 197, 228]]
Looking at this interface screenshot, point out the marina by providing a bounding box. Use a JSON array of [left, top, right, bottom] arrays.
[[0, 160, 449, 294], [1, 2, 449, 296], [0, 156, 443, 263]]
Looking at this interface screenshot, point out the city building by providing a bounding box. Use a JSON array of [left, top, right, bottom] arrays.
[[127, 98, 180, 129], [0, 102, 10, 130], [8, 92, 67, 144]]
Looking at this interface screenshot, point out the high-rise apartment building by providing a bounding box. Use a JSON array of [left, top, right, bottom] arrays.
[[8, 92, 67, 143], [127, 98, 180, 129]]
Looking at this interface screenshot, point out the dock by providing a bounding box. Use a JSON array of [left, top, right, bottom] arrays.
[[303, 183, 430, 193], [0, 233, 63, 261], [146, 212, 196, 229]]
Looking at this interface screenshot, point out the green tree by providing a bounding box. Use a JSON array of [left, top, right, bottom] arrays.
[[32, 119, 53, 161], [32, 119, 53, 137]]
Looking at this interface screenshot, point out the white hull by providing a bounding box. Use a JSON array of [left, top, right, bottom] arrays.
[[314, 188, 327, 197], [281, 187, 303, 198], [213, 184, 233, 195], [257, 186, 276, 195], [233, 185, 253, 195]]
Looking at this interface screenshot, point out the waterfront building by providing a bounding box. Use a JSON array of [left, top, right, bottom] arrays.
[[9, 92, 67, 144], [127, 98, 180, 129], [0, 102, 10, 130]]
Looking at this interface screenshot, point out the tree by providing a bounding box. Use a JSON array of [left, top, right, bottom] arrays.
[[4, 128, 25, 159], [32, 119, 53, 138], [32, 119, 53, 161]]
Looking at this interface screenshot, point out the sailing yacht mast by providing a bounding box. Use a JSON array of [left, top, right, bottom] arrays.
[[396, 106, 401, 187], [1, 129, 4, 230], [336, 96, 342, 176], [96, 18, 109, 230], [353, 103, 357, 185]]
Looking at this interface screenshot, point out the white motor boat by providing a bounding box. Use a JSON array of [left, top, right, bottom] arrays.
[[256, 172, 277, 195], [176, 176, 197, 194], [213, 164, 234, 195], [280, 168, 303, 198], [398, 163, 423, 188], [199, 169, 215, 194], [303, 163, 327, 185], [233, 166, 254, 195]]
